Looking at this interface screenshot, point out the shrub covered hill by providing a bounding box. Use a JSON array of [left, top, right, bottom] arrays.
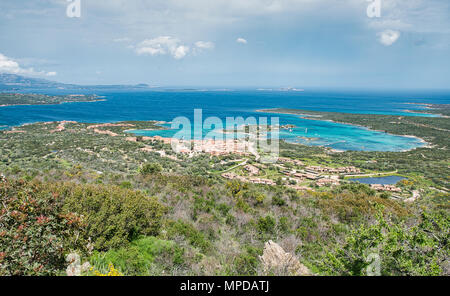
[[0, 93, 102, 106], [0, 106, 448, 276]]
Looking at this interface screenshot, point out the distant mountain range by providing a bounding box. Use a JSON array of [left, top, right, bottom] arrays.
[[0, 73, 152, 91]]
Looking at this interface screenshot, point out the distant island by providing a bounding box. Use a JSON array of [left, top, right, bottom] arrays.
[[0, 93, 105, 107], [402, 103, 450, 117], [0, 73, 152, 91], [256, 87, 304, 92]]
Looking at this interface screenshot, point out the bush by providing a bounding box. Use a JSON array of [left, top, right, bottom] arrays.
[[165, 220, 212, 253], [272, 194, 286, 206], [334, 183, 376, 197], [243, 189, 265, 205], [257, 215, 276, 235], [226, 180, 247, 197], [233, 246, 262, 276], [60, 182, 167, 251], [90, 236, 184, 275], [278, 216, 291, 233], [119, 181, 132, 189], [139, 162, 163, 175], [380, 192, 391, 199], [320, 208, 449, 276], [0, 179, 86, 275]]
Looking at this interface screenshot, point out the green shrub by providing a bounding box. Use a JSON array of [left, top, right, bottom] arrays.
[[272, 194, 286, 206], [216, 203, 231, 217], [278, 216, 291, 233], [334, 183, 376, 197], [233, 246, 262, 276], [192, 195, 215, 220], [320, 208, 449, 276], [90, 236, 184, 275], [380, 192, 391, 199], [166, 220, 212, 253], [0, 179, 86, 275], [226, 180, 247, 197], [243, 189, 265, 205], [119, 181, 132, 189], [139, 162, 163, 175], [236, 197, 251, 213], [257, 215, 276, 235], [61, 182, 167, 251]]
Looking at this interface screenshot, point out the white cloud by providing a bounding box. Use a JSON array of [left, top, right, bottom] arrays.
[[0, 53, 57, 77], [195, 41, 215, 50], [193, 41, 215, 55], [135, 36, 189, 59], [135, 37, 215, 59], [377, 30, 400, 46], [236, 38, 247, 44], [173, 45, 190, 59]]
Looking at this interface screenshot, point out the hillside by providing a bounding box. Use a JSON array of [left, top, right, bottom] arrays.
[[0, 73, 151, 91], [0, 112, 448, 276]]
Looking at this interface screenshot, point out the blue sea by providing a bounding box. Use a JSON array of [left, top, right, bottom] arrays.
[[1, 88, 449, 151]]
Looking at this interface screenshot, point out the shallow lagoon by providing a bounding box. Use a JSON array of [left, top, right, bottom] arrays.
[[129, 112, 426, 152], [1, 89, 447, 151]]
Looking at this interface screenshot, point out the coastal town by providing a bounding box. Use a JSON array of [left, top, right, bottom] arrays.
[[0, 119, 415, 201], [219, 158, 404, 195], [123, 133, 408, 198]]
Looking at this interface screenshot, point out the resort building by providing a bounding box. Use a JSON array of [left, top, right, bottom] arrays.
[[278, 157, 305, 166], [370, 184, 402, 192], [244, 164, 260, 175], [293, 172, 320, 180], [305, 166, 361, 174], [316, 178, 340, 186]]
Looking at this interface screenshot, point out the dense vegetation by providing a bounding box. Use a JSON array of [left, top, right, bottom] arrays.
[[0, 106, 448, 276]]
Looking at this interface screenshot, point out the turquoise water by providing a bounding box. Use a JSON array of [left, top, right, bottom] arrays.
[[351, 175, 406, 185], [128, 112, 425, 152], [1, 89, 448, 151]]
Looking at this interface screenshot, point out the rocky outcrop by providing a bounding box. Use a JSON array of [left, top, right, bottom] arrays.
[[259, 240, 312, 276], [66, 253, 91, 276]]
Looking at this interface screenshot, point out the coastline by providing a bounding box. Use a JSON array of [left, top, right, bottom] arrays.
[[256, 108, 432, 150], [401, 102, 450, 118], [0, 98, 106, 108], [0, 107, 433, 152]]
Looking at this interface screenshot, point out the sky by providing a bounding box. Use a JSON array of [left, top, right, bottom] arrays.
[[0, 0, 449, 88]]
